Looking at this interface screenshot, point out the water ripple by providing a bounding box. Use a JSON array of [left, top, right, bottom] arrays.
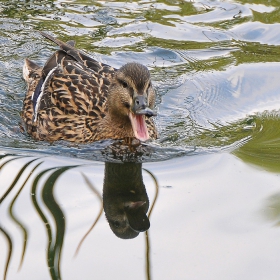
[[0, 0, 279, 162]]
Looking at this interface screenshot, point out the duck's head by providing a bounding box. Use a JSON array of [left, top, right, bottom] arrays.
[[108, 62, 156, 141]]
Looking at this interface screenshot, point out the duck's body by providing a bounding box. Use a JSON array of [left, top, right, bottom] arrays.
[[22, 32, 157, 143]]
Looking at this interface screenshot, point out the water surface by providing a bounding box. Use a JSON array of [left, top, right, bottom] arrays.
[[1, 0, 280, 279]]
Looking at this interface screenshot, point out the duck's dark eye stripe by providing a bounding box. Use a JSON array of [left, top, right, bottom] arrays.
[[124, 102, 130, 108]]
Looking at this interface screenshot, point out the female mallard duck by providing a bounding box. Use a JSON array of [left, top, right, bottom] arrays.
[[22, 32, 157, 143]]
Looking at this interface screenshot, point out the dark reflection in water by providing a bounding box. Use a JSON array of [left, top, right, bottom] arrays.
[[103, 162, 150, 239], [0, 154, 158, 280], [33, 165, 78, 280]]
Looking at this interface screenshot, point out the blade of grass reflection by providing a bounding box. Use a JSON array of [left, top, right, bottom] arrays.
[[74, 172, 103, 257], [0, 155, 25, 172], [0, 158, 39, 205], [143, 168, 159, 280], [0, 154, 11, 162], [0, 154, 26, 162], [9, 161, 43, 271], [0, 155, 23, 280], [0, 157, 39, 278], [0, 225, 12, 280], [31, 166, 61, 279], [42, 166, 78, 280], [143, 169, 159, 218]]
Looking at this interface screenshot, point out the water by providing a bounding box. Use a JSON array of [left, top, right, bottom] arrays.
[[1, 0, 280, 279]]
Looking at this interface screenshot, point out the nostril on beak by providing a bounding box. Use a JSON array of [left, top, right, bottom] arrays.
[[134, 96, 146, 109]]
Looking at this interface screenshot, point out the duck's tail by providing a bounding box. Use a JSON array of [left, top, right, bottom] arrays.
[[22, 58, 41, 82], [40, 31, 76, 47], [40, 31, 69, 48], [39, 31, 88, 66], [21, 58, 43, 136]]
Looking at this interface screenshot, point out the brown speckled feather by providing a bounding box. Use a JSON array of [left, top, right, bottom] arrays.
[[22, 32, 157, 143]]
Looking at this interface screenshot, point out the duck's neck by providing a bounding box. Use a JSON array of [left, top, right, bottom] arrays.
[[98, 113, 134, 140]]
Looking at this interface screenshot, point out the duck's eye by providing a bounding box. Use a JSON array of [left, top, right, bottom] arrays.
[[120, 80, 128, 88], [113, 221, 121, 228]]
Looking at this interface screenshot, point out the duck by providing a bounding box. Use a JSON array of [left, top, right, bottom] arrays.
[[21, 31, 157, 143]]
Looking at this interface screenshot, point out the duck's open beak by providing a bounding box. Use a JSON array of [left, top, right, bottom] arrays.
[[128, 95, 157, 141], [124, 201, 150, 232]]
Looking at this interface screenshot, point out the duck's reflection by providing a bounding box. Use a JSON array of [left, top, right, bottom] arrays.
[[103, 162, 150, 239], [0, 153, 158, 280]]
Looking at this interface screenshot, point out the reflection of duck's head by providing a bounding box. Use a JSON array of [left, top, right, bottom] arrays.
[[103, 162, 150, 239], [106, 200, 150, 239]]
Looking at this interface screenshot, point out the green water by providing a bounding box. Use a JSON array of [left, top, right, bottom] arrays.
[[0, 0, 280, 164], [1, 1, 280, 279]]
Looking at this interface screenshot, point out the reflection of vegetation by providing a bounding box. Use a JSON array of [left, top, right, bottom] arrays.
[[35, 165, 78, 280], [234, 42, 280, 65], [160, 110, 280, 173], [9, 160, 43, 269], [0, 154, 159, 279], [234, 111, 280, 173], [143, 168, 159, 280], [1, 0, 57, 21], [146, 37, 217, 51], [75, 173, 103, 256], [160, 114, 255, 150], [163, 110, 280, 173], [238, 0, 280, 6], [144, 1, 199, 27], [263, 193, 280, 226], [252, 8, 280, 24], [0, 225, 11, 280], [0, 155, 42, 280], [0, 156, 93, 280], [237, 0, 280, 24]]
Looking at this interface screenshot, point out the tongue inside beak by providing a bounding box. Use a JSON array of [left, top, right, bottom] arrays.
[[128, 112, 149, 141]]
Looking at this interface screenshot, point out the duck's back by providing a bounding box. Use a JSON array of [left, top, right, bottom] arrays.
[[22, 35, 116, 142]]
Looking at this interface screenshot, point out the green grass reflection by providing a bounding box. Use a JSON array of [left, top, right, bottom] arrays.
[[234, 111, 280, 173], [0, 155, 158, 279]]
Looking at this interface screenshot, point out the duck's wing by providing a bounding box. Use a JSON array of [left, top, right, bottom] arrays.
[[34, 50, 110, 121], [22, 33, 115, 141], [31, 32, 116, 122], [40, 31, 116, 79]]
